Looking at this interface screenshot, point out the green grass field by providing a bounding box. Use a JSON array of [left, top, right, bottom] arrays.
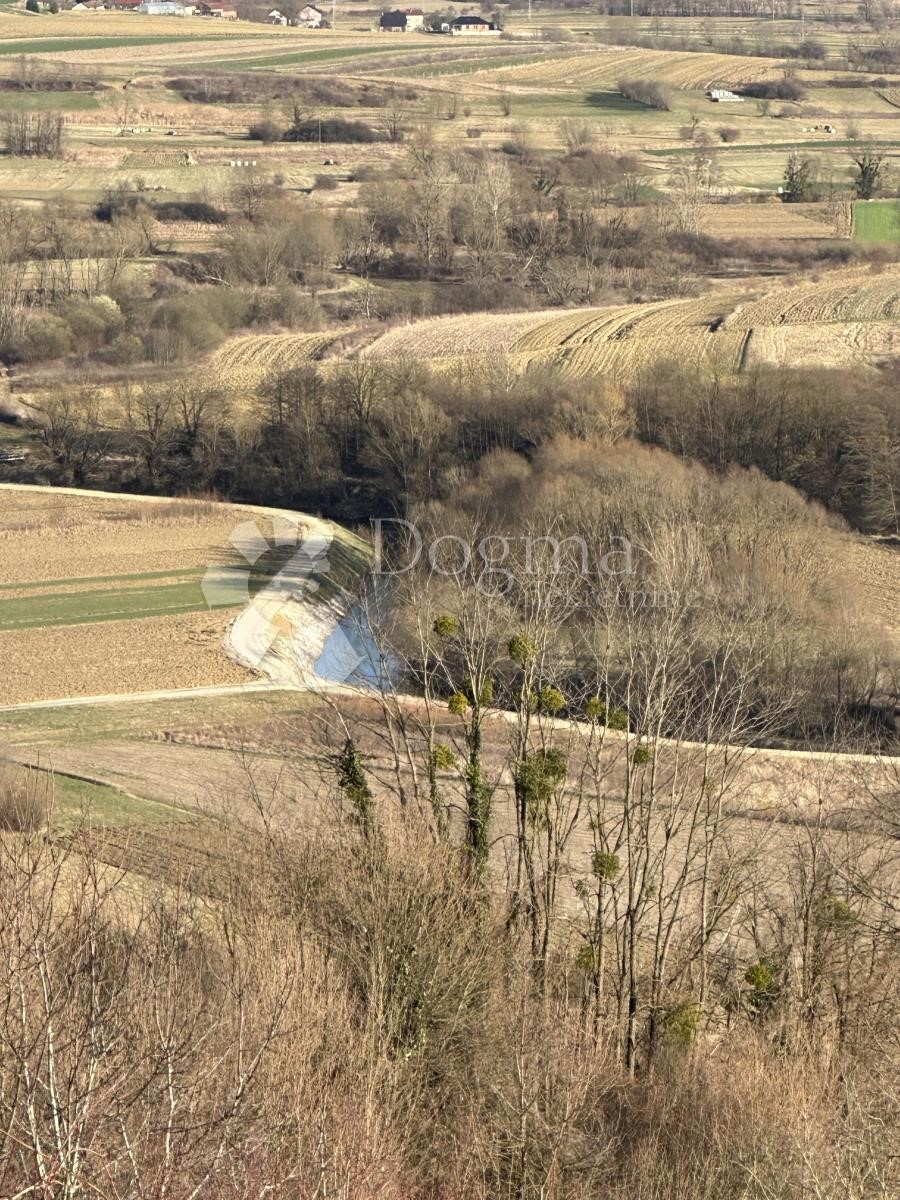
[[0, 34, 232, 55], [197, 41, 432, 70], [0, 89, 99, 110], [0, 576, 221, 631], [389, 51, 552, 79], [852, 199, 900, 242], [53, 771, 188, 827]]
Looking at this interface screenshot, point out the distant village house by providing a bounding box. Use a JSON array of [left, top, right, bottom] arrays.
[[297, 3, 322, 24], [449, 14, 498, 34], [379, 7, 424, 31], [196, 1, 238, 15]]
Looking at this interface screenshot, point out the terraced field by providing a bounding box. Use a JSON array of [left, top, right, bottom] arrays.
[[361, 269, 900, 379]]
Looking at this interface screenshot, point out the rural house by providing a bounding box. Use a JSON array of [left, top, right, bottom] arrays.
[[379, 7, 424, 31], [297, 3, 322, 24], [267, 8, 287, 21], [449, 14, 498, 34]]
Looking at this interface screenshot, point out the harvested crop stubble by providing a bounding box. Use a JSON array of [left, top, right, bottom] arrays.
[[361, 309, 568, 360], [550, 328, 748, 378], [211, 332, 339, 390], [483, 45, 784, 90], [743, 321, 900, 369], [724, 268, 900, 328], [701, 202, 834, 240], [844, 538, 900, 640], [121, 150, 192, 169], [0, 610, 250, 706], [512, 296, 732, 354]]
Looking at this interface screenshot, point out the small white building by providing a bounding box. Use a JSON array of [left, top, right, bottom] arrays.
[[137, 1, 187, 13], [706, 88, 744, 102], [267, 7, 287, 21], [297, 3, 322, 23]]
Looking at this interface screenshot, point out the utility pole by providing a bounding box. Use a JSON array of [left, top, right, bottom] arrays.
[[331, 0, 335, 25]]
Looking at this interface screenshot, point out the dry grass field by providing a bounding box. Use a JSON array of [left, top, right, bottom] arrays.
[[700, 201, 835, 240]]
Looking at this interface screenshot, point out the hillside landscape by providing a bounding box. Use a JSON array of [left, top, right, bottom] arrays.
[[0, 1, 899, 1195]]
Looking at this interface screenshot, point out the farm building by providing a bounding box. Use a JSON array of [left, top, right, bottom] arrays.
[[136, 1, 187, 10], [267, 7, 287, 21], [449, 14, 498, 34], [196, 1, 238, 13], [297, 3, 322, 24], [706, 88, 744, 102], [379, 7, 424, 30]]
